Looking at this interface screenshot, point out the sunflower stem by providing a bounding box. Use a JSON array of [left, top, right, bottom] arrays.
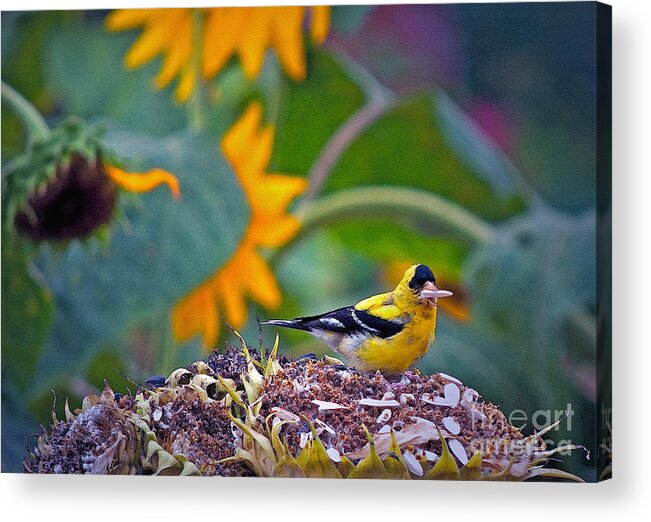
[[188, 10, 207, 133], [274, 186, 495, 265], [1, 82, 50, 143], [302, 100, 392, 203], [302, 46, 395, 204]]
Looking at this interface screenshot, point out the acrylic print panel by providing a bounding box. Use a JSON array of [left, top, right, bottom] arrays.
[[1, 2, 611, 481]]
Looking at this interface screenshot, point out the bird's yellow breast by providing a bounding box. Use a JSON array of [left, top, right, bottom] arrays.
[[353, 306, 438, 374]]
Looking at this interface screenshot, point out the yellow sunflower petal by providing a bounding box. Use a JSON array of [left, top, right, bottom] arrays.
[[251, 215, 302, 249], [202, 8, 242, 78], [124, 21, 171, 69], [110, 5, 329, 105], [154, 12, 193, 89], [438, 294, 471, 322], [250, 175, 307, 216], [105, 165, 180, 199], [237, 124, 275, 187], [172, 101, 304, 346], [270, 7, 306, 81], [217, 262, 249, 328], [237, 8, 272, 79], [243, 250, 282, 309], [105, 9, 161, 31], [172, 280, 220, 347], [221, 102, 263, 168], [175, 65, 196, 103], [310, 6, 331, 44]]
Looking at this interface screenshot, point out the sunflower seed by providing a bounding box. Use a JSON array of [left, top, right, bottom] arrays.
[[449, 439, 469, 465], [425, 450, 439, 462], [376, 409, 392, 423], [438, 372, 463, 385], [326, 447, 341, 463], [311, 399, 347, 410], [359, 398, 400, 407], [314, 418, 336, 436], [424, 383, 460, 407], [400, 393, 415, 405], [403, 450, 424, 476], [299, 431, 313, 449], [442, 416, 461, 435]]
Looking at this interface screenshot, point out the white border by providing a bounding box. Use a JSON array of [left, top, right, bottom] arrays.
[[2, 0, 649, 520]]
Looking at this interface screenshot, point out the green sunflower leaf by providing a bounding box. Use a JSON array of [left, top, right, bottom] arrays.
[[273, 452, 306, 478], [30, 128, 248, 390], [299, 425, 342, 479], [346, 428, 388, 480], [338, 455, 355, 478], [426, 434, 460, 480], [383, 430, 410, 480], [44, 22, 186, 137], [270, 49, 365, 175], [324, 92, 526, 222], [459, 450, 483, 480]]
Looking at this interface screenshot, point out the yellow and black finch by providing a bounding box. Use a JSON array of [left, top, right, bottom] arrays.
[[263, 264, 452, 374]]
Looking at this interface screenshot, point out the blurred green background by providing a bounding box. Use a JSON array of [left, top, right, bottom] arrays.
[[2, 3, 598, 479]]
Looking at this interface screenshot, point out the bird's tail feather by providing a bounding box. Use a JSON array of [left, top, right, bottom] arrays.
[[261, 319, 311, 331]]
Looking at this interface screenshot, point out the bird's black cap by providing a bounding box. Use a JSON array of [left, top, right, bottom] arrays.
[[409, 264, 436, 290]]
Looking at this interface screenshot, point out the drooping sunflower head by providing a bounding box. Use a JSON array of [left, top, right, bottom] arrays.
[[3, 117, 180, 243], [13, 153, 118, 242], [4, 118, 113, 242]]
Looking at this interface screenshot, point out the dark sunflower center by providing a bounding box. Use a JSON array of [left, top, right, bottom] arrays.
[[15, 154, 118, 241]]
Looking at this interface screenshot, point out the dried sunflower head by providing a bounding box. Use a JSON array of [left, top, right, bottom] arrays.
[[236, 357, 587, 481], [139, 372, 250, 476], [24, 384, 139, 474], [24, 383, 201, 476], [24, 333, 587, 480]]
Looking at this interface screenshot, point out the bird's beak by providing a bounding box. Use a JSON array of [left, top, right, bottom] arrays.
[[419, 281, 453, 303]]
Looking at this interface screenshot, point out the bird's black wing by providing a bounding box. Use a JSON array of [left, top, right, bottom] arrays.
[[295, 306, 404, 339]]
